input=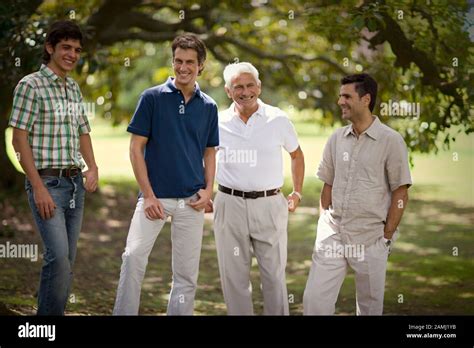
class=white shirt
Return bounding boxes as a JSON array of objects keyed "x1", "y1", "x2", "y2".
[{"x1": 216, "y1": 99, "x2": 299, "y2": 191}]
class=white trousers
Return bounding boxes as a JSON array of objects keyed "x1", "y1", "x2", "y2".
[
  {"x1": 113, "y1": 195, "x2": 204, "y2": 315},
  {"x1": 213, "y1": 191, "x2": 289, "y2": 315}
]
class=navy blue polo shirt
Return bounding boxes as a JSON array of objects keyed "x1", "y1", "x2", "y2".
[{"x1": 127, "y1": 77, "x2": 219, "y2": 198}]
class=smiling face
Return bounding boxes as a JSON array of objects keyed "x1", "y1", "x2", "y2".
[
  {"x1": 338, "y1": 83, "x2": 370, "y2": 121},
  {"x1": 225, "y1": 72, "x2": 261, "y2": 111},
  {"x1": 46, "y1": 38, "x2": 82, "y2": 77},
  {"x1": 172, "y1": 47, "x2": 202, "y2": 90}
]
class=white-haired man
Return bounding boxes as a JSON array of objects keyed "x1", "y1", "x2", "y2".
[{"x1": 213, "y1": 62, "x2": 305, "y2": 315}]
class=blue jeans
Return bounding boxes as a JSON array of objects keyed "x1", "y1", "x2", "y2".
[{"x1": 26, "y1": 173, "x2": 85, "y2": 315}]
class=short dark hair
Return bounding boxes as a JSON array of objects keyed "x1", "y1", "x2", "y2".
[
  {"x1": 172, "y1": 33, "x2": 207, "y2": 74},
  {"x1": 42, "y1": 20, "x2": 83, "y2": 64},
  {"x1": 341, "y1": 73, "x2": 378, "y2": 112}
]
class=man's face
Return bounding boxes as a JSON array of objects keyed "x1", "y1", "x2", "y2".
[
  {"x1": 338, "y1": 83, "x2": 370, "y2": 120},
  {"x1": 172, "y1": 48, "x2": 202, "y2": 88},
  {"x1": 46, "y1": 39, "x2": 82, "y2": 75},
  {"x1": 225, "y1": 72, "x2": 261, "y2": 109}
]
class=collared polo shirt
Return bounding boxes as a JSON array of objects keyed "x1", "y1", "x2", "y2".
[
  {"x1": 127, "y1": 77, "x2": 219, "y2": 198},
  {"x1": 216, "y1": 99, "x2": 299, "y2": 191},
  {"x1": 9, "y1": 64, "x2": 91, "y2": 169},
  {"x1": 317, "y1": 116, "x2": 412, "y2": 246}
]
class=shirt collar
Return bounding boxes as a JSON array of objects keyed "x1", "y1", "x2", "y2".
[
  {"x1": 229, "y1": 98, "x2": 265, "y2": 119},
  {"x1": 344, "y1": 116, "x2": 382, "y2": 140},
  {"x1": 164, "y1": 76, "x2": 201, "y2": 97},
  {"x1": 40, "y1": 64, "x2": 73, "y2": 85}
]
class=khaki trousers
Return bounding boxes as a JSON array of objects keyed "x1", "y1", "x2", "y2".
[
  {"x1": 303, "y1": 229, "x2": 395, "y2": 315},
  {"x1": 213, "y1": 190, "x2": 289, "y2": 315}
]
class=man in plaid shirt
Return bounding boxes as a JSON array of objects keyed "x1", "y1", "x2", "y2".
[{"x1": 9, "y1": 20, "x2": 98, "y2": 315}]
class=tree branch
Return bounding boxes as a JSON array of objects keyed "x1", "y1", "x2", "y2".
[{"x1": 364, "y1": 8, "x2": 464, "y2": 110}]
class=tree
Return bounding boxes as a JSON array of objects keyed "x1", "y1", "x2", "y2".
[{"x1": 1, "y1": 0, "x2": 472, "y2": 190}]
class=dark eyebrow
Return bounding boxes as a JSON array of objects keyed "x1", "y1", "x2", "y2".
[
  {"x1": 339, "y1": 93, "x2": 351, "y2": 98},
  {"x1": 61, "y1": 44, "x2": 82, "y2": 50}
]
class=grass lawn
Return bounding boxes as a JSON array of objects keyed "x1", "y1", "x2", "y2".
[{"x1": 1, "y1": 117, "x2": 473, "y2": 315}]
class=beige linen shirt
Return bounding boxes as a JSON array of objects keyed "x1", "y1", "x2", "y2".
[{"x1": 317, "y1": 116, "x2": 412, "y2": 246}]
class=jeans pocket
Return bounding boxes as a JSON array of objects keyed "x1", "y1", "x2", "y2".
[
  {"x1": 76, "y1": 173, "x2": 85, "y2": 190},
  {"x1": 41, "y1": 176, "x2": 61, "y2": 189},
  {"x1": 25, "y1": 178, "x2": 32, "y2": 192}
]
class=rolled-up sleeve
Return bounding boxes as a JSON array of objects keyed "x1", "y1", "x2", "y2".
[
  {"x1": 317, "y1": 133, "x2": 335, "y2": 186},
  {"x1": 386, "y1": 133, "x2": 412, "y2": 191}
]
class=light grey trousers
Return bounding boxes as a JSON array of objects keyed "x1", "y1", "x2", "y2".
[
  {"x1": 303, "y1": 229, "x2": 395, "y2": 315},
  {"x1": 113, "y1": 195, "x2": 204, "y2": 315},
  {"x1": 213, "y1": 190, "x2": 289, "y2": 315}
]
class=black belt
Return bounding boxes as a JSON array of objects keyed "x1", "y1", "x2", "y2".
[
  {"x1": 38, "y1": 167, "x2": 81, "y2": 177},
  {"x1": 218, "y1": 184, "x2": 280, "y2": 199}
]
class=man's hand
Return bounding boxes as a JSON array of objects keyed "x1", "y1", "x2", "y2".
[
  {"x1": 33, "y1": 185, "x2": 57, "y2": 220},
  {"x1": 287, "y1": 193, "x2": 301, "y2": 212},
  {"x1": 143, "y1": 196, "x2": 165, "y2": 220},
  {"x1": 204, "y1": 199, "x2": 214, "y2": 213},
  {"x1": 188, "y1": 188, "x2": 212, "y2": 211},
  {"x1": 83, "y1": 166, "x2": 98, "y2": 192}
]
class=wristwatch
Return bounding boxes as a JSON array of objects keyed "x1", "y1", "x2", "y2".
[{"x1": 291, "y1": 191, "x2": 302, "y2": 200}]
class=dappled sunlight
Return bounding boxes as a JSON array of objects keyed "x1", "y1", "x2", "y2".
[
  {"x1": 142, "y1": 277, "x2": 163, "y2": 290},
  {"x1": 459, "y1": 293, "x2": 474, "y2": 299},
  {"x1": 413, "y1": 275, "x2": 451, "y2": 287},
  {"x1": 105, "y1": 219, "x2": 127, "y2": 229},
  {"x1": 394, "y1": 241, "x2": 441, "y2": 256},
  {"x1": 288, "y1": 259, "x2": 313, "y2": 270},
  {"x1": 195, "y1": 300, "x2": 227, "y2": 314},
  {"x1": 1, "y1": 178, "x2": 472, "y2": 315}
]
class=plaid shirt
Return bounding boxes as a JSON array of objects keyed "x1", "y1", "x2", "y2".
[{"x1": 9, "y1": 64, "x2": 91, "y2": 169}]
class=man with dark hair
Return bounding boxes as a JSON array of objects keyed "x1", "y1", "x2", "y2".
[
  {"x1": 303, "y1": 73, "x2": 412, "y2": 315},
  {"x1": 113, "y1": 33, "x2": 218, "y2": 315},
  {"x1": 42, "y1": 20, "x2": 83, "y2": 64},
  {"x1": 340, "y1": 73, "x2": 378, "y2": 112},
  {"x1": 171, "y1": 33, "x2": 207, "y2": 74},
  {"x1": 9, "y1": 20, "x2": 98, "y2": 315}
]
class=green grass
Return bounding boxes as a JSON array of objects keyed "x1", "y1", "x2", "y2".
[{"x1": 1, "y1": 117, "x2": 473, "y2": 315}]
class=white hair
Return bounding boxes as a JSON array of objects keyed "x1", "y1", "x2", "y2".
[{"x1": 223, "y1": 62, "x2": 260, "y2": 88}]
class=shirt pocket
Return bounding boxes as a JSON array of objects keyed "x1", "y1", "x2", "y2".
[
  {"x1": 357, "y1": 164, "x2": 379, "y2": 188},
  {"x1": 353, "y1": 186, "x2": 385, "y2": 218}
]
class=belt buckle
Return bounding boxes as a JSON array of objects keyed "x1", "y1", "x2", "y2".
[
  {"x1": 244, "y1": 191, "x2": 258, "y2": 199},
  {"x1": 67, "y1": 165, "x2": 79, "y2": 177}
]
